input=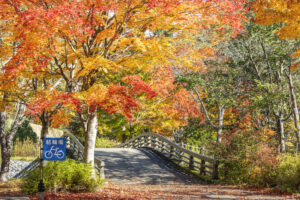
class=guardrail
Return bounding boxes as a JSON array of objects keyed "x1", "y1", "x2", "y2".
[
  {"x1": 116, "y1": 132, "x2": 218, "y2": 180},
  {"x1": 63, "y1": 131, "x2": 105, "y2": 179}
]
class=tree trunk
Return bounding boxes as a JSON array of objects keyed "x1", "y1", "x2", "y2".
[
  {"x1": 41, "y1": 112, "x2": 50, "y2": 139},
  {"x1": 0, "y1": 103, "x2": 26, "y2": 182},
  {"x1": 0, "y1": 111, "x2": 9, "y2": 182},
  {"x1": 41, "y1": 121, "x2": 49, "y2": 139},
  {"x1": 275, "y1": 112, "x2": 286, "y2": 153},
  {"x1": 286, "y1": 71, "x2": 300, "y2": 152},
  {"x1": 83, "y1": 110, "x2": 97, "y2": 166},
  {"x1": 216, "y1": 106, "x2": 225, "y2": 143},
  {"x1": 0, "y1": 147, "x2": 11, "y2": 182},
  {"x1": 40, "y1": 115, "x2": 50, "y2": 167}
]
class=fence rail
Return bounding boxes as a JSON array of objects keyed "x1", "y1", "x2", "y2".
[
  {"x1": 63, "y1": 131, "x2": 105, "y2": 179},
  {"x1": 116, "y1": 132, "x2": 218, "y2": 179}
]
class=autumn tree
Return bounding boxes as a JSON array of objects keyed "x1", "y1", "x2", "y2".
[
  {"x1": 251, "y1": 1, "x2": 300, "y2": 151},
  {"x1": 0, "y1": 0, "x2": 248, "y2": 167},
  {"x1": 218, "y1": 21, "x2": 300, "y2": 152},
  {"x1": 0, "y1": 20, "x2": 27, "y2": 182}
]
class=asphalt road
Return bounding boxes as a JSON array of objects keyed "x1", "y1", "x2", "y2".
[
  {"x1": 94, "y1": 148, "x2": 298, "y2": 199},
  {"x1": 94, "y1": 148, "x2": 200, "y2": 185}
]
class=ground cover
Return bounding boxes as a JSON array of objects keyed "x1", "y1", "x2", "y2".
[{"x1": 1, "y1": 180, "x2": 300, "y2": 200}]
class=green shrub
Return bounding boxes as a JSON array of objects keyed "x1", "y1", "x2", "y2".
[
  {"x1": 20, "y1": 159, "x2": 104, "y2": 194},
  {"x1": 275, "y1": 154, "x2": 300, "y2": 193},
  {"x1": 95, "y1": 137, "x2": 117, "y2": 148}
]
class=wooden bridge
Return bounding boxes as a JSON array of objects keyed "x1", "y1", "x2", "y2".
[
  {"x1": 15, "y1": 131, "x2": 291, "y2": 199},
  {"x1": 64, "y1": 131, "x2": 218, "y2": 185}
]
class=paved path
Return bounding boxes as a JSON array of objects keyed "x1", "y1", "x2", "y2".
[
  {"x1": 113, "y1": 185, "x2": 299, "y2": 200},
  {"x1": 95, "y1": 148, "x2": 200, "y2": 185},
  {"x1": 95, "y1": 148, "x2": 299, "y2": 199}
]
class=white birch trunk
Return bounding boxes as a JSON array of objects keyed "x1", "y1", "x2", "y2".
[
  {"x1": 84, "y1": 110, "x2": 97, "y2": 166},
  {"x1": 286, "y1": 71, "x2": 300, "y2": 152},
  {"x1": 216, "y1": 107, "x2": 225, "y2": 143}
]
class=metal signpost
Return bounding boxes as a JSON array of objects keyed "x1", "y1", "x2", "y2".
[{"x1": 38, "y1": 138, "x2": 66, "y2": 199}]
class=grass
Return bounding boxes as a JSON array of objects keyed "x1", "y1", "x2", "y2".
[
  {"x1": 0, "y1": 138, "x2": 39, "y2": 163},
  {"x1": 12, "y1": 138, "x2": 39, "y2": 157},
  {"x1": 10, "y1": 157, "x2": 37, "y2": 161},
  {"x1": 95, "y1": 137, "x2": 117, "y2": 148}
]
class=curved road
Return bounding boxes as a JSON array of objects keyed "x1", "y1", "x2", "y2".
[
  {"x1": 94, "y1": 148, "x2": 200, "y2": 185},
  {"x1": 94, "y1": 148, "x2": 297, "y2": 199}
]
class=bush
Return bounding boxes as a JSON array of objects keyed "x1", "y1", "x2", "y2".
[
  {"x1": 215, "y1": 129, "x2": 278, "y2": 185},
  {"x1": 95, "y1": 137, "x2": 117, "y2": 148},
  {"x1": 275, "y1": 154, "x2": 300, "y2": 193},
  {"x1": 20, "y1": 159, "x2": 103, "y2": 194}
]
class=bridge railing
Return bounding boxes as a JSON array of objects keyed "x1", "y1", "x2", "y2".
[
  {"x1": 116, "y1": 132, "x2": 218, "y2": 180},
  {"x1": 63, "y1": 131, "x2": 105, "y2": 179}
]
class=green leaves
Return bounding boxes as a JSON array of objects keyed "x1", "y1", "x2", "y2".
[{"x1": 20, "y1": 159, "x2": 103, "y2": 194}]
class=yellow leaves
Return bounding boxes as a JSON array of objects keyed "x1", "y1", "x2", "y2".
[
  {"x1": 118, "y1": 38, "x2": 133, "y2": 49},
  {"x1": 252, "y1": 0, "x2": 300, "y2": 57},
  {"x1": 291, "y1": 48, "x2": 300, "y2": 58},
  {"x1": 277, "y1": 21, "x2": 300, "y2": 40},
  {"x1": 114, "y1": 36, "x2": 176, "y2": 74},
  {"x1": 264, "y1": 129, "x2": 275, "y2": 136},
  {"x1": 77, "y1": 84, "x2": 108, "y2": 106},
  {"x1": 117, "y1": 37, "x2": 146, "y2": 52},
  {"x1": 290, "y1": 61, "x2": 300, "y2": 71},
  {"x1": 133, "y1": 38, "x2": 147, "y2": 53},
  {"x1": 76, "y1": 55, "x2": 119, "y2": 78},
  {"x1": 95, "y1": 29, "x2": 115, "y2": 43},
  {"x1": 285, "y1": 141, "x2": 294, "y2": 147}
]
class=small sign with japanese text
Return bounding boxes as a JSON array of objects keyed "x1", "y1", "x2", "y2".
[{"x1": 43, "y1": 138, "x2": 66, "y2": 161}]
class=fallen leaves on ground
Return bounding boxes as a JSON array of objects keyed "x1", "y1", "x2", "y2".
[
  {"x1": 28, "y1": 184, "x2": 300, "y2": 200},
  {"x1": 1, "y1": 181, "x2": 300, "y2": 200}
]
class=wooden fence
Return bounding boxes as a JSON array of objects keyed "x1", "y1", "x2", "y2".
[{"x1": 116, "y1": 132, "x2": 218, "y2": 179}]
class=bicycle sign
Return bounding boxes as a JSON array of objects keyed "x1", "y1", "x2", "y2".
[{"x1": 43, "y1": 138, "x2": 66, "y2": 161}]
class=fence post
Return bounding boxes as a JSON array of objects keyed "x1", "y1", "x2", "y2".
[
  {"x1": 150, "y1": 136, "x2": 153, "y2": 148},
  {"x1": 200, "y1": 160, "x2": 206, "y2": 175},
  {"x1": 74, "y1": 143, "x2": 78, "y2": 159},
  {"x1": 178, "y1": 151, "x2": 182, "y2": 165},
  {"x1": 70, "y1": 140, "x2": 74, "y2": 153},
  {"x1": 147, "y1": 136, "x2": 151, "y2": 147},
  {"x1": 170, "y1": 146, "x2": 174, "y2": 159},
  {"x1": 99, "y1": 162, "x2": 105, "y2": 179},
  {"x1": 161, "y1": 141, "x2": 164, "y2": 153},
  {"x1": 136, "y1": 137, "x2": 139, "y2": 148},
  {"x1": 189, "y1": 155, "x2": 194, "y2": 170},
  {"x1": 66, "y1": 137, "x2": 70, "y2": 149},
  {"x1": 212, "y1": 161, "x2": 219, "y2": 180},
  {"x1": 78, "y1": 150, "x2": 83, "y2": 161},
  {"x1": 155, "y1": 137, "x2": 159, "y2": 149},
  {"x1": 141, "y1": 136, "x2": 144, "y2": 147}
]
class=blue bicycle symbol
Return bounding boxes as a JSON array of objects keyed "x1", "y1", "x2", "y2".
[{"x1": 44, "y1": 146, "x2": 65, "y2": 159}]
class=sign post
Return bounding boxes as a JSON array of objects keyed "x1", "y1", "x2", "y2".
[{"x1": 38, "y1": 138, "x2": 66, "y2": 199}]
